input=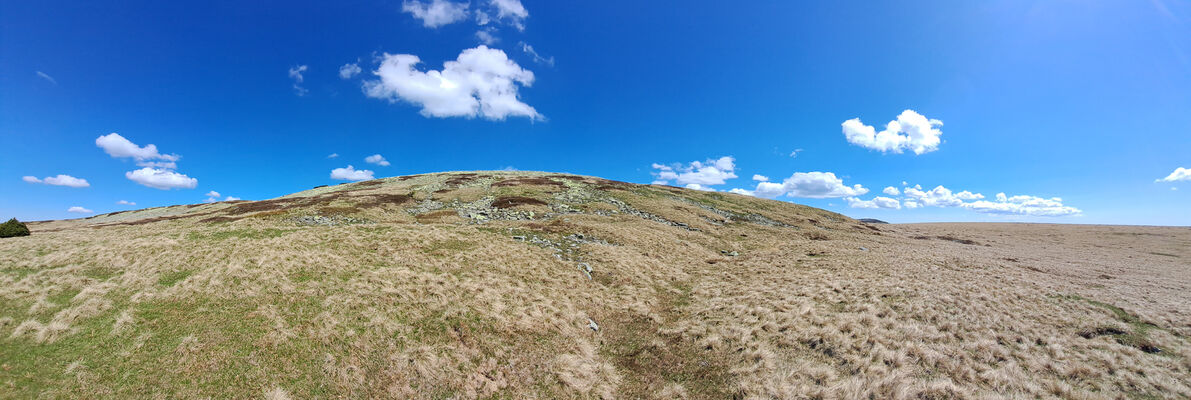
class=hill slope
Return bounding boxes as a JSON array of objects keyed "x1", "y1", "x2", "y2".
[{"x1": 2, "y1": 171, "x2": 1189, "y2": 398}]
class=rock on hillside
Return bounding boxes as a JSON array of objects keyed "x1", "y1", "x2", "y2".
[{"x1": 3, "y1": 171, "x2": 1189, "y2": 399}]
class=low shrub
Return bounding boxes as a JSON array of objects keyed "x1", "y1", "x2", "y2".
[{"x1": 0, "y1": 218, "x2": 30, "y2": 238}]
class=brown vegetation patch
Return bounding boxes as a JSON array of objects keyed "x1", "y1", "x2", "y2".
[
  {"x1": 319, "y1": 206, "x2": 360, "y2": 215},
  {"x1": 491, "y1": 196, "x2": 548, "y2": 209},
  {"x1": 225, "y1": 199, "x2": 293, "y2": 215},
  {"x1": 350, "y1": 179, "x2": 384, "y2": 188},
  {"x1": 491, "y1": 177, "x2": 565, "y2": 189},
  {"x1": 446, "y1": 173, "x2": 479, "y2": 185},
  {"x1": 396, "y1": 174, "x2": 425, "y2": 181},
  {"x1": 198, "y1": 216, "x2": 240, "y2": 223},
  {"x1": 360, "y1": 193, "x2": 413, "y2": 208}
]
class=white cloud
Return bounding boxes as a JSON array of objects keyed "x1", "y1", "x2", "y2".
[
  {"x1": 339, "y1": 63, "x2": 362, "y2": 79},
  {"x1": 327, "y1": 153, "x2": 339, "y2": 159},
  {"x1": 403, "y1": 0, "x2": 470, "y2": 28},
  {"x1": 363, "y1": 46, "x2": 541, "y2": 120},
  {"x1": 846, "y1": 196, "x2": 901, "y2": 209},
  {"x1": 745, "y1": 172, "x2": 868, "y2": 199},
  {"x1": 36, "y1": 71, "x2": 57, "y2": 85},
  {"x1": 684, "y1": 183, "x2": 715, "y2": 191},
  {"x1": 490, "y1": 0, "x2": 528, "y2": 30},
  {"x1": 475, "y1": 29, "x2": 499, "y2": 45},
  {"x1": 729, "y1": 188, "x2": 754, "y2": 196},
  {"x1": 752, "y1": 174, "x2": 769, "y2": 182},
  {"x1": 23, "y1": 174, "x2": 90, "y2": 188},
  {"x1": 204, "y1": 191, "x2": 221, "y2": 203},
  {"x1": 789, "y1": 149, "x2": 803, "y2": 158},
  {"x1": 883, "y1": 186, "x2": 900, "y2": 196},
  {"x1": 330, "y1": 165, "x2": 375, "y2": 181},
  {"x1": 651, "y1": 156, "x2": 738, "y2": 187},
  {"x1": 475, "y1": 10, "x2": 491, "y2": 25},
  {"x1": 289, "y1": 65, "x2": 309, "y2": 96},
  {"x1": 67, "y1": 206, "x2": 93, "y2": 214},
  {"x1": 116, "y1": 200, "x2": 136, "y2": 206},
  {"x1": 1156, "y1": 167, "x2": 1191, "y2": 182},
  {"x1": 96, "y1": 133, "x2": 179, "y2": 163},
  {"x1": 963, "y1": 193, "x2": 1082, "y2": 217},
  {"x1": 842, "y1": 110, "x2": 943, "y2": 155},
  {"x1": 97, "y1": 133, "x2": 197, "y2": 189},
  {"x1": 903, "y1": 185, "x2": 982, "y2": 207},
  {"x1": 204, "y1": 190, "x2": 241, "y2": 203},
  {"x1": 365, "y1": 154, "x2": 391, "y2": 166},
  {"x1": 125, "y1": 168, "x2": 198, "y2": 190},
  {"x1": 520, "y1": 42, "x2": 554, "y2": 66}
]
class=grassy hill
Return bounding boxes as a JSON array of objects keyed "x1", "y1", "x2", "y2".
[{"x1": 2, "y1": 171, "x2": 1189, "y2": 398}]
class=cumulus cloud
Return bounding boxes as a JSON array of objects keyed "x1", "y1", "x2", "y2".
[
  {"x1": 652, "y1": 156, "x2": 738, "y2": 188},
  {"x1": 842, "y1": 110, "x2": 943, "y2": 155},
  {"x1": 363, "y1": 45, "x2": 541, "y2": 120},
  {"x1": 365, "y1": 154, "x2": 391, "y2": 166},
  {"x1": 963, "y1": 193, "x2": 1081, "y2": 216},
  {"x1": 98, "y1": 133, "x2": 196, "y2": 189},
  {"x1": 490, "y1": 0, "x2": 528, "y2": 30},
  {"x1": 729, "y1": 188, "x2": 754, "y2": 196},
  {"x1": 846, "y1": 196, "x2": 901, "y2": 209},
  {"x1": 67, "y1": 206, "x2": 93, "y2": 213},
  {"x1": 289, "y1": 65, "x2": 308, "y2": 96},
  {"x1": 327, "y1": 153, "x2": 339, "y2": 159},
  {"x1": 116, "y1": 200, "x2": 136, "y2": 206},
  {"x1": 741, "y1": 172, "x2": 868, "y2": 199},
  {"x1": 684, "y1": 183, "x2": 715, "y2": 191},
  {"x1": 330, "y1": 165, "x2": 374, "y2": 181},
  {"x1": 403, "y1": 0, "x2": 470, "y2": 28},
  {"x1": 752, "y1": 174, "x2": 769, "y2": 182},
  {"x1": 36, "y1": 71, "x2": 57, "y2": 85},
  {"x1": 520, "y1": 42, "x2": 554, "y2": 66},
  {"x1": 23, "y1": 174, "x2": 90, "y2": 188},
  {"x1": 902, "y1": 184, "x2": 982, "y2": 207},
  {"x1": 96, "y1": 133, "x2": 179, "y2": 163},
  {"x1": 125, "y1": 168, "x2": 198, "y2": 190},
  {"x1": 1156, "y1": 167, "x2": 1190, "y2": 182},
  {"x1": 339, "y1": 63, "x2": 361, "y2": 79},
  {"x1": 204, "y1": 190, "x2": 240, "y2": 203},
  {"x1": 883, "y1": 186, "x2": 900, "y2": 196}
]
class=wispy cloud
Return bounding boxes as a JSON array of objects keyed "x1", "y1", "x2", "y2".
[
  {"x1": 289, "y1": 65, "x2": 309, "y2": 96},
  {"x1": 35, "y1": 71, "x2": 57, "y2": 85}
]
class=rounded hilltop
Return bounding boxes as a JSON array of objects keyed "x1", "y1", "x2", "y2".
[
  {"x1": 3, "y1": 171, "x2": 1189, "y2": 398},
  {"x1": 39, "y1": 170, "x2": 865, "y2": 235}
]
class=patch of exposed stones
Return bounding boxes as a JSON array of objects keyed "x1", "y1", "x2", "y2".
[
  {"x1": 672, "y1": 196, "x2": 794, "y2": 229},
  {"x1": 291, "y1": 215, "x2": 372, "y2": 226}
]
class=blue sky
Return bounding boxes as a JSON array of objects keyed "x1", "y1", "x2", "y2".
[{"x1": 2, "y1": 0, "x2": 1189, "y2": 225}]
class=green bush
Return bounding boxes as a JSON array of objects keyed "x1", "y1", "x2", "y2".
[{"x1": 0, "y1": 218, "x2": 31, "y2": 238}]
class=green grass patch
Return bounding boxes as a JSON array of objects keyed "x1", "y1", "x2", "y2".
[
  {"x1": 187, "y1": 228, "x2": 292, "y2": 241},
  {"x1": 80, "y1": 267, "x2": 120, "y2": 281},
  {"x1": 421, "y1": 239, "x2": 474, "y2": 256},
  {"x1": 158, "y1": 270, "x2": 194, "y2": 287}
]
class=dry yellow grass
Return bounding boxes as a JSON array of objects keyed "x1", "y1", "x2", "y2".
[{"x1": 1, "y1": 171, "x2": 1188, "y2": 398}]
